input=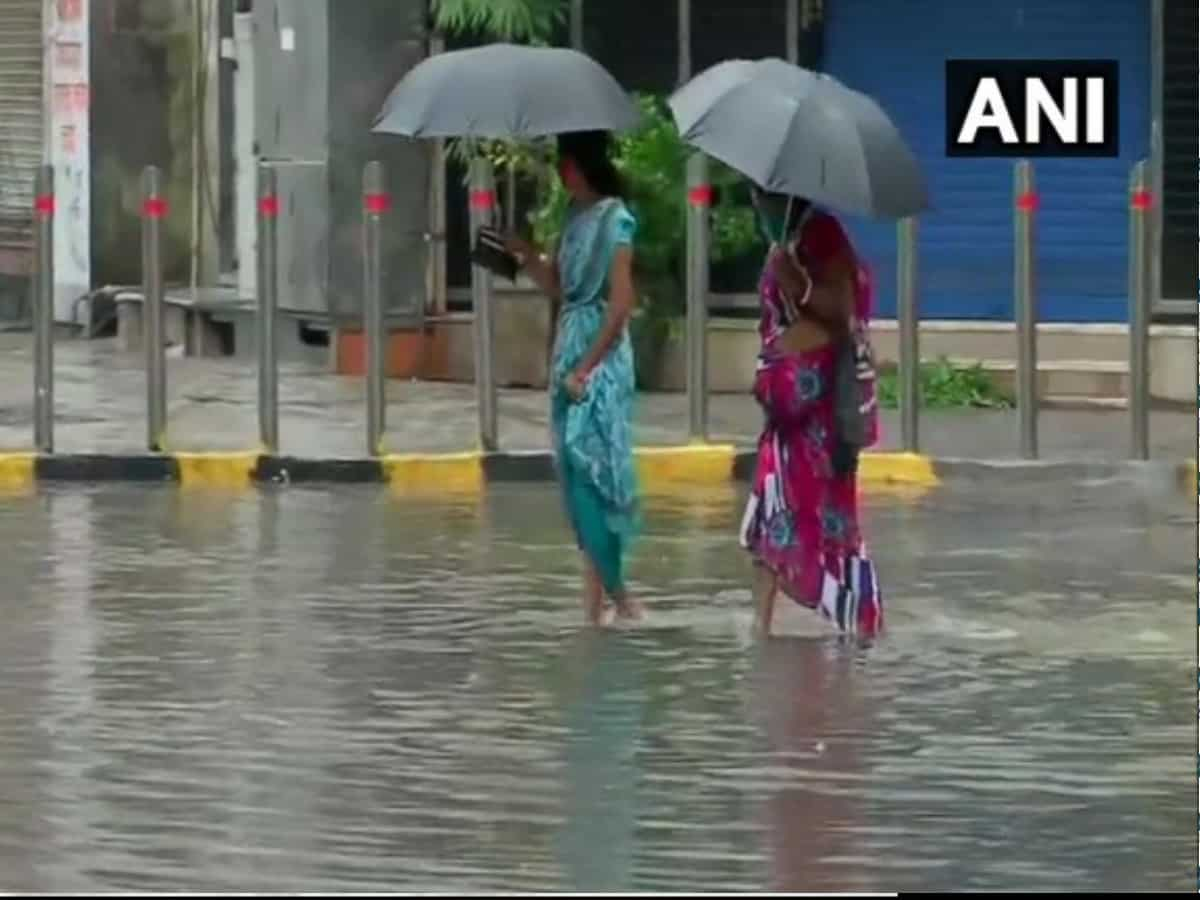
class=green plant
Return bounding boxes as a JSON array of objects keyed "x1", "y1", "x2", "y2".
[
  {"x1": 427, "y1": 0, "x2": 762, "y2": 388},
  {"x1": 522, "y1": 95, "x2": 760, "y2": 386},
  {"x1": 433, "y1": 0, "x2": 567, "y2": 197},
  {"x1": 876, "y1": 358, "x2": 1015, "y2": 409},
  {"x1": 612, "y1": 96, "x2": 758, "y2": 310},
  {"x1": 430, "y1": 0, "x2": 565, "y2": 42}
]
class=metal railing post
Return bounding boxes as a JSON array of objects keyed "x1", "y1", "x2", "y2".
[
  {"x1": 685, "y1": 153, "x2": 711, "y2": 442},
  {"x1": 32, "y1": 165, "x2": 54, "y2": 454},
  {"x1": 1127, "y1": 160, "x2": 1152, "y2": 460},
  {"x1": 363, "y1": 160, "x2": 389, "y2": 457},
  {"x1": 142, "y1": 166, "x2": 168, "y2": 452},
  {"x1": 896, "y1": 216, "x2": 919, "y2": 452},
  {"x1": 1014, "y1": 160, "x2": 1039, "y2": 459},
  {"x1": 257, "y1": 163, "x2": 280, "y2": 454},
  {"x1": 469, "y1": 157, "x2": 498, "y2": 452}
]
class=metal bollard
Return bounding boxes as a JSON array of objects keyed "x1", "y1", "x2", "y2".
[
  {"x1": 257, "y1": 163, "x2": 280, "y2": 454},
  {"x1": 685, "y1": 153, "x2": 711, "y2": 442},
  {"x1": 1127, "y1": 160, "x2": 1152, "y2": 461},
  {"x1": 1014, "y1": 160, "x2": 1039, "y2": 459},
  {"x1": 32, "y1": 165, "x2": 54, "y2": 454},
  {"x1": 363, "y1": 160, "x2": 389, "y2": 457},
  {"x1": 896, "y1": 216, "x2": 919, "y2": 452},
  {"x1": 469, "y1": 157, "x2": 498, "y2": 452},
  {"x1": 142, "y1": 166, "x2": 168, "y2": 452}
]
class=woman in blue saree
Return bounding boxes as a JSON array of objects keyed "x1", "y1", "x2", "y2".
[{"x1": 506, "y1": 131, "x2": 642, "y2": 627}]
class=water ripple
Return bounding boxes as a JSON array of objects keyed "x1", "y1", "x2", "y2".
[{"x1": 0, "y1": 482, "x2": 1190, "y2": 892}]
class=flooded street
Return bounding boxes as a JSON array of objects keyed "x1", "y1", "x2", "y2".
[{"x1": 0, "y1": 481, "x2": 1191, "y2": 892}]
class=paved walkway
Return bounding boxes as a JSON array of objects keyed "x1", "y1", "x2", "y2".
[{"x1": 0, "y1": 334, "x2": 1193, "y2": 461}]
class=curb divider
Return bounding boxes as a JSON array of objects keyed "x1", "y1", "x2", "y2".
[{"x1": 0, "y1": 448, "x2": 1189, "y2": 498}]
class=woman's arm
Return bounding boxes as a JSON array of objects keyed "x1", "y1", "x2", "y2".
[
  {"x1": 505, "y1": 236, "x2": 561, "y2": 300},
  {"x1": 774, "y1": 244, "x2": 856, "y2": 335},
  {"x1": 570, "y1": 245, "x2": 636, "y2": 382},
  {"x1": 524, "y1": 252, "x2": 562, "y2": 301}
]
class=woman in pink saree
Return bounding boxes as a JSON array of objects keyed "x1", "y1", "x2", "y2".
[{"x1": 739, "y1": 188, "x2": 884, "y2": 638}]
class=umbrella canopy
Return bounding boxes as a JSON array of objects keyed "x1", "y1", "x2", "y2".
[
  {"x1": 373, "y1": 43, "x2": 640, "y2": 140},
  {"x1": 669, "y1": 59, "x2": 928, "y2": 219}
]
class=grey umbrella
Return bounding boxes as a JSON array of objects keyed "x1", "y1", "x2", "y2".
[
  {"x1": 372, "y1": 43, "x2": 640, "y2": 140},
  {"x1": 669, "y1": 59, "x2": 928, "y2": 219}
]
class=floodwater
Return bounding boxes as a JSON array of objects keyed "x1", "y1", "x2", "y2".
[{"x1": 0, "y1": 480, "x2": 1192, "y2": 893}]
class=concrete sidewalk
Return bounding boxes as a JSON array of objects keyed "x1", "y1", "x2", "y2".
[{"x1": 0, "y1": 334, "x2": 1191, "y2": 462}]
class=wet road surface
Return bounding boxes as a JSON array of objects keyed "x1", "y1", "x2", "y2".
[{"x1": 0, "y1": 481, "x2": 1192, "y2": 892}]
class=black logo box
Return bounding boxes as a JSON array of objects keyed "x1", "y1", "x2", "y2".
[{"x1": 945, "y1": 59, "x2": 1120, "y2": 158}]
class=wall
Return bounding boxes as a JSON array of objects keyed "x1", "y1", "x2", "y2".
[{"x1": 89, "y1": 0, "x2": 213, "y2": 288}]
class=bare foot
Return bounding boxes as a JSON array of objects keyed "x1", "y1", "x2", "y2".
[
  {"x1": 752, "y1": 616, "x2": 772, "y2": 640},
  {"x1": 752, "y1": 565, "x2": 777, "y2": 641},
  {"x1": 614, "y1": 597, "x2": 645, "y2": 622},
  {"x1": 589, "y1": 604, "x2": 616, "y2": 628}
]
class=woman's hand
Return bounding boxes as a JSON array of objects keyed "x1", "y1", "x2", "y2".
[
  {"x1": 771, "y1": 245, "x2": 811, "y2": 306},
  {"x1": 563, "y1": 368, "x2": 588, "y2": 402},
  {"x1": 503, "y1": 233, "x2": 536, "y2": 264}
]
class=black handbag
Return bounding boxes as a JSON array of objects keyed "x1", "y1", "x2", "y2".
[{"x1": 471, "y1": 225, "x2": 520, "y2": 281}]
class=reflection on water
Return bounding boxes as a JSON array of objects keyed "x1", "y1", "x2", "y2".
[
  {"x1": 753, "y1": 639, "x2": 877, "y2": 894},
  {"x1": 0, "y1": 482, "x2": 1191, "y2": 892}
]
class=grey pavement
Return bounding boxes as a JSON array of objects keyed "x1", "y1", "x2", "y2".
[{"x1": 0, "y1": 333, "x2": 1193, "y2": 461}]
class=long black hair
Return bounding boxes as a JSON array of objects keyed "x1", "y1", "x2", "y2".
[{"x1": 556, "y1": 130, "x2": 625, "y2": 199}]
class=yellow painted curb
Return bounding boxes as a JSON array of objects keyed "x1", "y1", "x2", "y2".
[
  {"x1": 858, "y1": 452, "x2": 940, "y2": 488},
  {"x1": 174, "y1": 451, "x2": 259, "y2": 489},
  {"x1": 635, "y1": 443, "x2": 737, "y2": 493},
  {"x1": 0, "y1": 453, "x2": 35, "y2": 494},
  {"x1": 383, "y1": 451, "x2": 484, "y2": 496}
]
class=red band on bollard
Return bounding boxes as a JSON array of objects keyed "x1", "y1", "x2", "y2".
[
  {"x1": 364, "y1": 193, "x2": 390, "y2": 213},
  {"x1": 259, "y1": 195, "x2": 279, "y2": 218},
  {"x1": 34, "y1": 194, "x2": 54, "y2": 217},
  {"x1": 1015, "y1": 192, "x2": 1039, "y2": 212},
  {"x1": 1130, "y1": 190, "x2": 1152, "y2": 210},
  {"x1": 469, "y1": 189, "x2": 496, "y2": 210},
  {"x1": 142, "y1": 197, "x2": 168, "y2": 219},
  {"x1": 688, "y1": 185, "x2": 714, "y2": 207}
]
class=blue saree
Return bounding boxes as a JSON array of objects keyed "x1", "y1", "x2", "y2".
[{"x1": 551, "y1": 197, "x2": 639, "y2": 596}]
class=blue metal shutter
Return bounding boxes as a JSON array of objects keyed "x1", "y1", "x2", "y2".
[{"x1": 822, "y1": 0, "x2": 1150, "y2": 322}]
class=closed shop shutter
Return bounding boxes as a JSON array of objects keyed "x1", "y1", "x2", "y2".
[
  {"x1": 822, "y1": 0, "x2": 1150, "y2": 322},
  {"x1": 0, "y1": 0, "x2": 44, "y2": 258}
]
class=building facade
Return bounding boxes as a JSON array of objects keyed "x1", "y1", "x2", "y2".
[{"x1": 0, "y1": 0, "x2": 1193, "y2": 325}]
